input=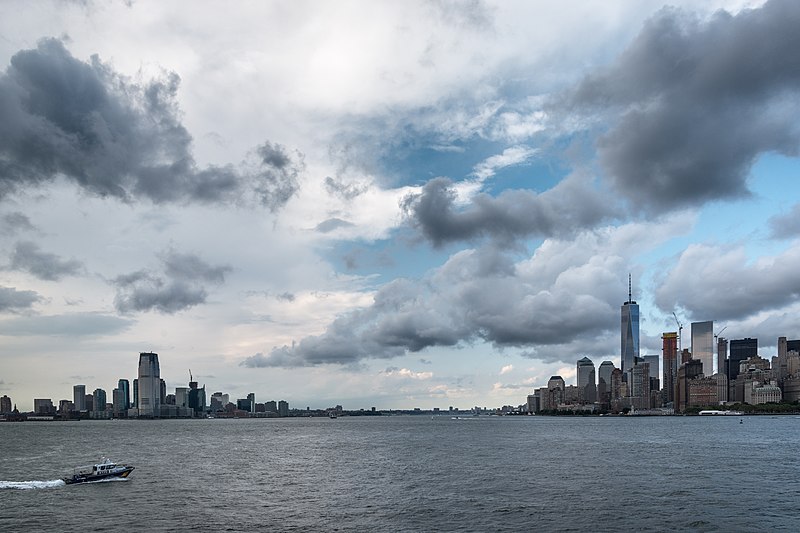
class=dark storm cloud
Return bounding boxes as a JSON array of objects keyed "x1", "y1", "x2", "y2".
[
  {"x1": 563, "y1": 0, "x2": 800, "y2": 213},
  {"x1": 654, "y1": 243, "x2": 800, "y2": 322},
  {"x1": 1, "y1": 212, "x2": 36, "y2": 234},
  {"x1": 402, "y1": 175, "x2": 613, "y2": 247},
  {"x1": 244, "y1": 241, "x2": 622, "y2": 367},
  {"x1": 0, "y1": 285, "x2": 41, "y2": 313},
  {"x1": 112, "y1": 251, "x2": 230, "y2": 314},
  {"x1": 0, "y1": 38, "x2": 301, "y2": 208},
  {"x1": 8, "y1": 241, "x2": 84, "y2": 280}
]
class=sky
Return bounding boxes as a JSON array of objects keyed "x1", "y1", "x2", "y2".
[{"x1": 2, "y1": 0, "x2": 799, "y2": 411}]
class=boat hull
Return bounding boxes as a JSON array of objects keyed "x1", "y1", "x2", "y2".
[{"x1": 63, "y1": 466, "x2": 134, "y2": 485}]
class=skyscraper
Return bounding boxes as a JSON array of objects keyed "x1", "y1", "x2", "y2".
[
  {"x1": 118, "y1": 379, "x2": 130, "y2": 409},
  {"x1": 728, "y1": 338, "x2": 757, "y2": 382},
  {"x1": 691, "y1": 321, "x2": 713, "y2": 376},
  {"x1": 597, "y1": 360, "x2": 615, "y2": 405},
  {"x1": 137, "y1": 352, "x2": 161, "y2": 417},
  {"x1": 620, "y1": 275, "x2": 639, "y2": 376},
  {"x1": 576, "y1": 357, "x2": 597, "y2": 403},
  {"x1": 93, "y1": 388, "x2": 107, "y2": 413},
  {"x1": 73, "y1": 384, "x2": 86, "y2": 412},
  {"x1": 662, "y1": 332, "x2": 678, "y2": 404},
  {"x1": 717, "y1": 337, "x2": 728, "y2": 380}
]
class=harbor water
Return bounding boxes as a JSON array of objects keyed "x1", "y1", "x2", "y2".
[{"x1": 1, "y1": 415, "x2": 798, "y2": 531}]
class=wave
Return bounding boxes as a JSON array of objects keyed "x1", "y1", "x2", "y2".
[{"x1": 0, "y1": 479, "x2": 65, "y2": 490}]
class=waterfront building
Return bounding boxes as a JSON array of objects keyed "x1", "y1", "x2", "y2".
[
  {"x1": 175, "y1": 387, "x2": 189, "y2": 408},
  {"x1": 643, "y1": 354, "x2": 660, "y2": 391},
  {"x1": 133, "y1": 379, "x2": 138, "y2": 409},
  {"x1": 118, "y1": 379, "x2": 130, "y2": 409},
  {"x1": 112, "y1": 388, "x2": 126, "y2": 417},
  {"x1": 717, "y1": 337, "x2": 728, "y2": 385},
  {"x1": 137, "y1": 352, "x2": 161, "y2": 417},
  {"x1": 526, "y1": 392, "x2": 539, "y2": 413},
  {"x1": 687, "y1": 376, "x2": 718, "y2": 408},
  {"x1": 58, "y1": 399, "x2": 73, "y2": 414},
  {"x1": 1, "y1": 394, "x2": 12, "y2": 413},
  {"x1": 745, "y1": 381, "x2": 782, "y2": 404},
  {"x1": 676, "y1": 359, "x2": 703, "y2": 413},
  {"x1": 728, "y1": 338, "x2": 757, "y2": 382},
  {"x1": 662, "y1": 332, "x2": 678, "y2": 404},
  {"x1": 564, "y1": 385, "x2": 580, "y2": 404},
  {"x1": 597, "y1": 361, "x2": 615, "y2": 406},
  {"x1": 691, "y1": 321, "x2": 714, "y2": 376},
  {"x1": 85, "y1": 394, "x2": 94, "y2": 412},
  {"x1": 266, "y1": 400, "x2": 278, "y2": 414},
  {"x1": 620, "y1": 275, "x2": 640, "y2": 376},
  {"x1": 278, "y1": 400, "x2": 289, "y2": 417},
  {"x1": 93, "y1": 388, "x2": 107, "y2": 413},
  {"x1": 33, "y1": 398, "x2": 54, "y2": 415},
  {"x1": 628, "y1": 362, "x2": 651, "y2": 410},
  {"x1": 188, "y1": 378, "x2": 206, "y2": 416},
  {"x1": 576, "y1": 357, "x2": 596, "y2": 404},
  {"x1": 73, "y1": 384, "x2": 86, "y2": 412},
  {"x1": 237, "y1": 398, "x2": 252, "y2": 412},
  {"x1": 247, "y1": 393, "x2": 256, "y2": 413}
]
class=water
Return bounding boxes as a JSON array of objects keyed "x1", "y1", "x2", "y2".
[{"x1": 1, "y1": 415, "x2": 798, "y2": 531}]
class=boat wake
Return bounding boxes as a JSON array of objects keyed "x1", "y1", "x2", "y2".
[{"x1": 0, "y1": 479, "x2": 66, "y2": 490}]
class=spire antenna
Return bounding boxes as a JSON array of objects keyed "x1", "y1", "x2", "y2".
[{"x1": 628, "y1": 273, "x2": 632, "y2": 302}]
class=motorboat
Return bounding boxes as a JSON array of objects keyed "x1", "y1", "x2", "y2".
[{"x1": 63, "y1": 459, "x2": 134, "y2": 484}]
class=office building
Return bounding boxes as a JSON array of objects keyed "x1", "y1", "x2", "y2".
[
  {"x1": 620, "y1": 275, "x2": 639, "y2": 375},
  {"x1": 676, "y1": 359, "x2": 703, "y2": 413},
  {"x1": 85, "y1": 394, "x2": 94, "y2": 412},
  {"x1": 628, "y1": 361, "x2": 651, "y2": 410},
  {"x1": 133, "y1": 379, "x2": 138, "y2": 410},
  {"x1": 188, "y1": 378, "x2": 206, "y2": 416},
  {"x1": 73, "y1": 384, "x2": 86, "y2": 412},
  {"x1": 717, "y1": 337, "x2": 728, "y2": 383},
  {"x1": 137, "y1": 352, "x2": 161, "y2": 417},
  {"x1": 576, "y1": 357, "x2": 596, "y2": 403},
  {"x1": 728, "y1": 338, "x2": 757, "y2": 382},
  {"x1": 1, "y1": 394, "x2": 12, "y2": 413},
  {"x1": 118, "y1": 379, "x2": 130, "y2": 409},
  {"x1": 278, "y1": 400, "x2": 289, "y2": 417},
  {"x1": 691, "y1": 321, "x2": 714, "y2": 375},
  {"x1": 597, "y1": 360, "x2": 615, "y2": 405},
  {"x1": 34, "y1": 398, "x2": 54, "y2": 415},
  {"x1": 112, "y1": 388, "x2": 126, "y2": 416},
  {"x1": 662, "y1": 332, "x2": 678, "y2": 403},
  {"x1": 93, "y1": 388, "x2": 107, "y2": 412},
  {"x1": 247, "y1": 393, "x2": 256, "y2": 413},
  {"x1": 175, "y1": 387, "x2": 189, "y2": 408}
]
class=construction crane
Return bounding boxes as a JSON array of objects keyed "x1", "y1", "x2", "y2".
[
  {"x1": 714, "y1": 326, "x2": 728, "y2": 342},
  {"x1": 673, "y1": 312, "x2": 683, "y2": 352}
]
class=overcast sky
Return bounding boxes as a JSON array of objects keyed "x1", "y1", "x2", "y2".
[{"x1": 2, "y1": 0, "x2": 799, "y2": 411}]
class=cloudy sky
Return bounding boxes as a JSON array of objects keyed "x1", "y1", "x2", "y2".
[{"x1": 2, "y1": 0, "x2": 799, "y2": 411}]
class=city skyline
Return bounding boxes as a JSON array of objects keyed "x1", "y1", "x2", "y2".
[{"x1": 2, "y1": 1, "x2": 800, "y2": 411}]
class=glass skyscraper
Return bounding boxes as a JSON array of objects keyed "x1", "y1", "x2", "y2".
[
  {"x1": 137, "y1": 352, "x2": 161, "y2": 417},
  {"x1": 620, "y1": 276, "x2": 639, "y2": 375},
  {"x1": 691, "y1": 321, "x2": 714, "y2": 376}
]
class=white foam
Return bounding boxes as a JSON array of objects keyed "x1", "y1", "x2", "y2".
[{"x1": 0, "y1": 479, "x2": 66, "y2": 490}]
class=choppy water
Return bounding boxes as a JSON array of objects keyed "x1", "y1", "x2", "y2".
[{"x1": 1, "y1": 415, "x2": 798, "y2": 531}]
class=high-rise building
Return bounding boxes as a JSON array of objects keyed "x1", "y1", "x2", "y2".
[
  {"x1": 93, "y1": 388, "x2": 107, "y2": 413},
  {"x1": 188, "y1": 378, "x2": 206, "y2": 416},
  {"x1": 85, "y1": 394, "x2": 94, "y2": 412},
  {"x1": 621, "y1": 275, "x2": 640, "y2": 376},
  {"x1": 628, "y1": 362, "x2": 651, "y2": 410},
  {"x1": 112, "y1": 388, "x2": 126, "y2": 416},
  {"x1": 728, "y1": 338, "x2": 757, "y2": 382},
  {"x1": 597, "y1": 360, "x2": 615, "y2": 405},
  {"x1": 676, "y1": 359, "x2": 704, "y2": 412},
  {"x1": 175, "y1": 387, "x2": 189, "y2": 408},
  {"x1": 247, "y1": 393, "x2": 256, "y2": 413},
  {"x1": 691, "y1": 321, "x2": 714, "y2": 376},
  {"x1": 73, "y1": 384, "x2": 86, "y2": 412},
  {"x1": 118, "y1": 379, "x2": 130, "y2": 409},
  {"x1": 1, "y1": 394, "x2": 12, "y2": 413},
  {"x1": 137, "y1": 352, "x2": 161, "y2": 417},
  {"x1": 278, "y1": 400, "x2": 289, "y2": 417},
  {"x1": 717, "y1": 337, "x2": 728, "y2": 383},
  {"x1": 133, "y1": 379, "x2": 138, "y2": 409},
  {"x1": 576, "y1": 357, "x2": 596, "y2": 403},
  {"x1": 662, "y1": 332, "x2": 678, "y2": 404},
  {"x1": 34, "y1": 398, "x2": 54, "y2": 415}
]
